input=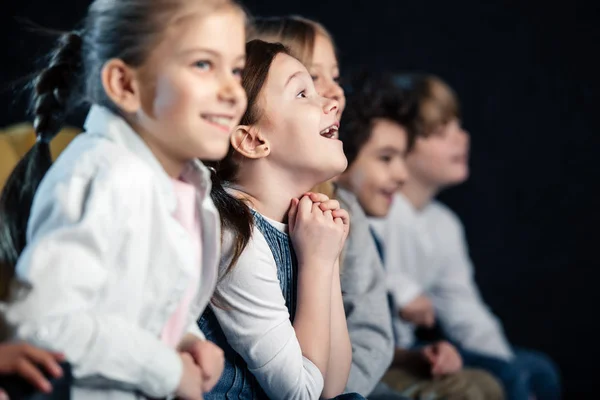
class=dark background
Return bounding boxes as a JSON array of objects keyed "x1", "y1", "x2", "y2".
[{"x1": 1, "y1": 0, "x2": 598, "y2": 397}]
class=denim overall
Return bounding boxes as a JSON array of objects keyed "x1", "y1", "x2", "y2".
[
  {"x1": 198, "y1": 212, "x2": 296, "y2": 399},
  {"x1": 199, "y1": 212, "x2": 365, "y2": 400}
]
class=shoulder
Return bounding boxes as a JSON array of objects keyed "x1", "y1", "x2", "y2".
[
  {"x1": 43, "y1": 134, "x2": 158, "y2": 198},
  {"x1": 219, "y1": 224, "x2": 278, "y2": 282},
  {"x1": 31, "y1": 134, "x2": 163, "y2": 228},
  {"x1": 56, "y1": 133, "x2": 155, "y2": 183},
  {"x1": 426, "y1": 201, "x2": 464, "y2": 233},
  {"x1": 336, "y1": 188, "x2": 371, "y2": 234}
]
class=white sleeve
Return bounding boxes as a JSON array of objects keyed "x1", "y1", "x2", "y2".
[
  {"x1": 212, "y1": 229, "x2": 324, "y2": 400},
  {"x1": 431, "y1": 216, "x2": 514, "y2": 361},
  {"x1": 370, "y1": 212, "x2": 423, "y2": 310},
  {"x1": 6, "y1": 173, "x2": 182, "y2": 398},
  {"x1": 386, "y1": 268, "x2": 423, "y2": 310}
]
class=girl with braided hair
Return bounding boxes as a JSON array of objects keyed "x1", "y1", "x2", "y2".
[{"x1": 0, "y1": 0, "x2": 247, "y2": 399}]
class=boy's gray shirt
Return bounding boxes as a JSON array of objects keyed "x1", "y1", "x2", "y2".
[{"x1": 337, "y1": 187, "x2": 394, "y2": 396}]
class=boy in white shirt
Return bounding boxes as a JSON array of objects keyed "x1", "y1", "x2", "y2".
[{"x1": 369, "y1": 73, "x2": 561, "y2": 400}]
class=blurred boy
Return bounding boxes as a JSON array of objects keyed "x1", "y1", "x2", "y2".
[
  {"x1": 337, "y1": 73, "x2": 503, "y2": 400},
  {"x1": 369, "y1": 73, "x2": 560, "y2": 400}
]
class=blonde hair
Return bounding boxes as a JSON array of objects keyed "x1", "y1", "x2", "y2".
[
  {"x1": 248, "y1": 15, "x2": 335, "y2": 66},
  {"x1": 392, "y1": 73, "x2": 461, "y2": 138}
]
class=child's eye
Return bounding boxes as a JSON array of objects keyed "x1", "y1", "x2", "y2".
[
  {"x1": 333, "y1": 76, "x2": 341, "y2": 84},
  {"x1": 311, "y1": 75, "x2": 319, "y2": 81},
  {"x1": 233, "y1": 67, "x2": 244, "y2": 77},
  {"x1": 232, "y1": 67, "x2": 244, "y2": 80},
  {"x1": 194, "y1": 60, "x2": 212, "y2": 70},
  {"x1": 296, "y1": 90, "x2": 307, "y2": 98},
  {"x1": 379, "y1": 155, "x2": 392, "y2": 163}
]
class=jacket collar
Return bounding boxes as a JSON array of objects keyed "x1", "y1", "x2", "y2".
[{"x1": 84, "y1": 105, "x2": 212, "y2": 213}]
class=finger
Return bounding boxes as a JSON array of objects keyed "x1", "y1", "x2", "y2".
[
  {"x1": 311, "y1": 201, "x2": 324, "y2": 215},
  {"x1": 0, "y1": 389, "x2": 8, "y2": 400},
  {"x1": 318, "y1": 199, "x2": 340, "y2": 212},
  {"x1": 415, "y1": 312, "x2": 429, "y2": 327},
  {"x1": 433, "y1": 348, "x2": 448, "y2": 373},
  {"x1": 288, "y1": 198, "x2": 299, "y2": 232},
  {"x1": 307, "y1": 192, "x2": 329, "y2": 203},
  {"x1": 180, "y1": 352, "x2": 195, "y2": 363},
  {"x1": 332, "y1": 209, "x2": 350, "y2": 226},
  {"x1": 16, "y1": 359, "x2": 52, "y2": 393},
  {"x1": 25, "y1": 346, "x2": 63, "y2": 378},
  {"x1": 298, "y1": 195, "x2": 314, "y2": 217},
  {"x1": 333, "y1": 208, "x2": 350, "y2": 219},
  {"x1": 422, "y1": 346, "x2": 437, "y2": 365},
  {"x1": 202, "y1": 374, "x2": 219, "y2": 393},
  {"x1": 323, "y1": 209, "x2": 333, "y2": 221},
  {"x1": 424, "y1": 311, "x2": 436, "y2": 328}
]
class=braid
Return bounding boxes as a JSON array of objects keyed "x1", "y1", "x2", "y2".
[
  {"x1": 0, "y1": 31, "x2": 83, "y2": 301},
  {"x1": 31, "y1": 32, "x2": 83, "y2": 143}
]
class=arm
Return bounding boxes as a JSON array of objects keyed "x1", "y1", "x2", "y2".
[
  {"x1": 322, "y1": 260, "x2": 352, "y2": 398},
  {"x1": 294, "y1": 255, "x2": 334, "y2": 386},
  {"x1": 5, "y1": 174, "x2": 183, "y2": 398},
  {"x1": 292, "y1": 194, "x2": 351, "y2": 398},
  {"x1": 212, "y1": 229, "x2": 325, "y2": 400},
  {"x1": 431, "y1": 215, "x2": 513, "y2": 360}
]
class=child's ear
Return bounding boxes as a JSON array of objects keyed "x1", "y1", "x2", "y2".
[
  {"x1": 231, "y1": 125, "x2": 271, "y2": 159},
  {"x1": 101, "y1": 58, "x2": 141, "y2": 113}
]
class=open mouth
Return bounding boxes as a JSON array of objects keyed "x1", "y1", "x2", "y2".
[
  {"x1": 202, "y1": 114, "x2": 234, "y2": 132},
  {"x1": 319, "y1": 123, "x2": 339, "y2": 139},
  {"x1": 381, "y1": 190, "x2": 396, "y2": 203}
]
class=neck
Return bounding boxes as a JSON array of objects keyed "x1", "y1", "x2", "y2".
[
  {"x1": 401, "y1": 178, "x2": 439, "y2": 211},
  {"x1": 128, "y1": 117, "x2": 186, "y2": 178},
  {"x1": 234, "y1": 163, "x2": 317, "y2": 223}
]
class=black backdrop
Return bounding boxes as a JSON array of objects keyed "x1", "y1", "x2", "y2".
[{"x1": 1, "y1": 0, "x2": 598, "y2": 397}]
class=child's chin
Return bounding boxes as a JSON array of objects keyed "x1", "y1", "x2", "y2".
[
  {"x1": 446, "y1": 170, "x2": 469, "y2": 185},
  {"x1": 368, "y1": 208, "x2": 388, "y2": 219},
  {"x1": 334, "y1": 155, "x2": 349, "y2": 174},
  {"x1": 198, "y1": 141, "x2": 231, "y2": 162}
]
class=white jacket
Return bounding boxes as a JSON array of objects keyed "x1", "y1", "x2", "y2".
[{"x1": 3, "y1": 105, "x2": 220, "y2": 399}]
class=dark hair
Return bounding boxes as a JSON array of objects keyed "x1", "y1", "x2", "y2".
[
  {"x1": 340, "y1": 71, "x2": 421, "y2": 166},
  {"x1": 249, "y1": 16, "x2": 341, "y2": 200},
  {"x1": 0, "y1": 0, "x2": 237, "y2": 301},
  {"x1": 207, "y1": 40, "x2": 289, "y2": 275}
]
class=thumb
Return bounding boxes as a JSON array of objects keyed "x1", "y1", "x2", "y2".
[
  {"x1": 423, "y1": 345, "x2": 437, "y2": 365},
  {"x1": 288, "y1": 198, "x2": 299, "y2": 233},
  {"x1": 425, "y1": 311, "x2": 436, "y2": 328}
]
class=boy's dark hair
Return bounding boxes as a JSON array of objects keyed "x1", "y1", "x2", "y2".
[
  {"x1": 340, "y1": 71, "x2": 462, "y2": 167},
  {"x1": 340, "y1": 71, "x2": 420, "y2": 166}
]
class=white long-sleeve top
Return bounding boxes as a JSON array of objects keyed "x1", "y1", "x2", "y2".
[
  {"x1": 3, "y1": 105, "x2": 219, "y2": 399},
  {"x1": 210, "y1": 215, "x2": 324, "y2": 400},
  {"x1": 369, "y1": 193, "x2": 513, "y2": 360}
]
